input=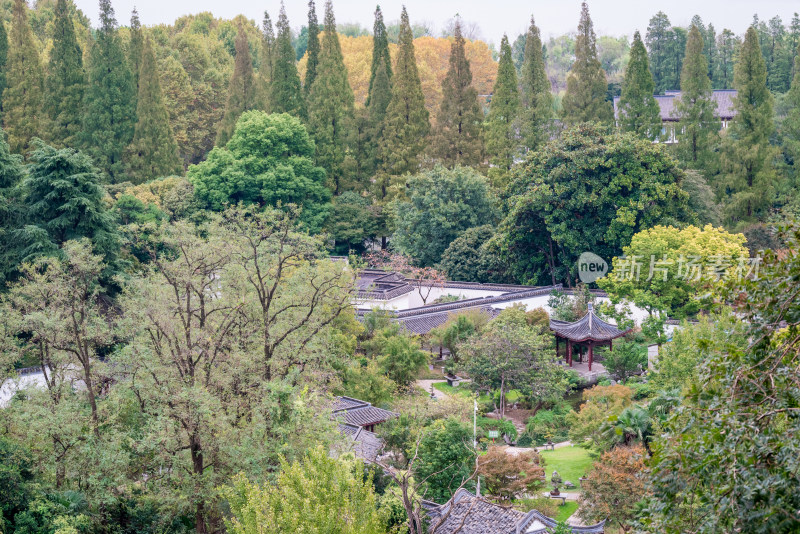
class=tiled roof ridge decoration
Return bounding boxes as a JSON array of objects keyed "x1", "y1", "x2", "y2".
[
  {"x1": 426, "y1": 489, "x2": 606, "y2": 534},
  {"x1": 549, "y1": 302, "x2": 630, "y2": 343}
]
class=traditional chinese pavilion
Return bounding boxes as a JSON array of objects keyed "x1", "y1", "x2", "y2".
[{"x1": 550, "y1": 303, "x2": 630, "y2": 371}]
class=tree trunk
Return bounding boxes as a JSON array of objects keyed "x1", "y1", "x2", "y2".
[{"x1": 191, "y1": 437, "x2": 207, "y2": 534}]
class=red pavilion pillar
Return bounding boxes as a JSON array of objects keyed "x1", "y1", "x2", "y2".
[
  {"x1": 567, "y1": 340, "x2": 572, "y2": 367},
  {"x1": 588, "y1": 343, "x2": 594, "y2": 372}
]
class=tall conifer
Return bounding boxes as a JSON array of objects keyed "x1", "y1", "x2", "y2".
[
  {"x1": 3, "y1": 0, "x2": 44, "y2": 154},
  {"x1": 520, "y1": 15, "x2": 552, "y2": 151},
  {"x1": 782, "y1": 40, "x2": 800, "y2": 161},
  {"x1": 677, "y1": 25, "x2": 717, "y2": 164},
  {"x1": 307, "y1": 0, "x2": 357, "y2": 194},
  {"x1": 271, "y1": 3, "x2": 306, "y2": 119},
  {"x1": 366, "y1": 5, "x2": 391, "y2": 108},
  {"x1": 484, "y1": 35, "x2": 519, "y2": 186},
  {"x1": 0, "y1": 20, "x2": 8, "y2": 120},
  {"x1": 255, "y1": 11, "x2": 275, "y2": 111},
  {"x1": 82, "y1": 0, "x2": 136, "y2": 182},
  {"x1": 216, "y1": 25, "x2": 255, "y2": 146},
  {"x1": 430, "y1": 18, "x2": 483, "y2": 167},
  {"x1": 721, "y1": 26, "x2": 776, "y2": 222},
  {"x1": 128, "y1": 8, "x2": 143, "y2": 93},
  {"x1": 359, "y1": 6, "x2": 393, "y2": 183},
  {"x1": 45, "y1": 0, "x2": 86, "y2": 148},
  {"x1": 304, "y1": 0, "x2": 320, "y2": 94},
  {"x1": 561, "y1": 2, "x2": 613, "y2": 124},
  {"x1": 126, "y1": 37, "x2": 182, "y2": 183},
  {"x1": 618, "y1": 31, "x2": 661, "y2": 140},
  {"x1": 377, "y1": 6, "x2": 429, "y2": 182}
]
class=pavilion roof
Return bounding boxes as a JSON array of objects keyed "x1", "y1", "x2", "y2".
[{"x1": 549, "y1": 303, "x2": 629, "y2": 343}]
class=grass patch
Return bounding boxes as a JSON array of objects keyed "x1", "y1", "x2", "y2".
[
  {"x1": 553, "y1": 500, "x2": 579, "y2": 522},
  {"x1": 540, "y1": 446, "x2": 593, "y2": 488},
  {"x1": 432, "y1": 382, "x2": 492, "y2": 403}
]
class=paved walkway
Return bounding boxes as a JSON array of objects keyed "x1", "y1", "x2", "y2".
[
  {"x1": 416, "y1": 379, "x2": 448, "y2": 399},
  {"x1": 503, "y1": 440, "x2": 573, "y2": 456}
]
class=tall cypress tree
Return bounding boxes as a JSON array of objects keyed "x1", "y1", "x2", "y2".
[
  {"x1": 366, "y1": 5, "x2": 391, "y2": 108},
  {"x1": 255, "y1": 11, "x2": 275, "y2": 112},
  {"x1": 376, "y1": 6, "x2": 429, "y2": 183},
  {"x1": 304, "y1": 0, "x2": 320, "y2": 94},
  {"x1": 484, "y1": 34, "x2": 519, "y2": 187},
  {"x1": 45, "y1": 0, "x2": 86, "y2": 149},
  {"x1": 82, "y1": 0, "x2": 136, "y2": 182},
  {"x1": 561, "y1": 2, "x2": 613, "y2": 124},
  {"x1": 720, "y1": 26, "x2": 776, "y2": 222},
  {"x1": 216, "y1": 25, "x2": 255, "y2": 146},
  {"x1": 430, "y1": 18, "x2": 483, "y2": 167},
  {"x1": 646, "y1": 11, "x2": 676, "y2": 93},
  {"x1": 271, "y1": 3, "x2": 306, "y2": 119},
  {"x1": 677, "y1": 24, "x2": 717, "y2": 165},
  {"x1": 126, "y1": 37, "x2": 182, "y2": 183},
  {"x1": 128, "y1": 8, "x2": 143, "y2": 93},
  {"x1": 519, "y1": 15, "x2": 552, "y2": 151},
  {"x1": 782, "y1": 40, "x2": 800, "y2": 162},
  {"x1": 0, "y1": 20, "x2": 8, "y2": 121},
  {"x1": 0, "y1": 128, "x2": 25, "y2": 283},
  {"x1": 618, "y1": 31, "x2": 661, "y2": 140},
  {"x1": 358, "y1": 5, "x2": 393, "y2": 183},
  {"x1": 3, "y1": 0, "x2": 44, "y2": 154},
  {"x1": 307, "y1": 0, "x2": 356, "y2": 194}
]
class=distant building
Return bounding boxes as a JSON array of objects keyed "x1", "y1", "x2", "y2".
[{"x1": 613, "y1": 89, "x2": 737, "y2": 143}]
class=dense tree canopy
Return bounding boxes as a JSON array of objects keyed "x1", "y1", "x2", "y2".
[
  {"x1": 188, "y1": 111, "x2": 330, "y2": 231},
  {"x1": 391, "y1": 166, "x2": 496, "y2": 267},
  {"x1": 495, "y1": 124, "x2": 692, "y2": 286}
]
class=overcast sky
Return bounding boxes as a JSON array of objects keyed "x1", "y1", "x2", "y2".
[{"x1": 73, "y1": 0, "x2": 799, "y2": 45}]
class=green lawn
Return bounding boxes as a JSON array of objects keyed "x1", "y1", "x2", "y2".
[
  {"x1": 553, "y1": 501, "x2": 579, "y2": 522},
  {"x1": 540, "y1": 445, "x2": 593, "y2": 487},
  {"x1": 432, "y1": 382, "x2": 492, "y2": 403}
]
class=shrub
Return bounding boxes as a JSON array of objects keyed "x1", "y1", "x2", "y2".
[{"x1": 524, "y1": 402, "x2": 574, "y2": 445}]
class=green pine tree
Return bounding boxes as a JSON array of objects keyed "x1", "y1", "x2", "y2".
[
  {"x1": 44, "y1": 0, "x2": 86, "y2": 148},
  {"x1": 304, "y1": 0, "x2": 320, "y2": 94},
  {"x1": 216, "y1": 25, "x2": 255, "y2": 146},
  {"x1": 561, "y1": 2, "x2": 613, "y2": 124},
  {"x1": 430, "y1": 18, "x2": 483, "y2": 167},
  {"x1": 82, "y1": 0, "x2": 136, "y2": 182},
  {"x1": 646, "y1": 11, "x2": 678, "y2": 93},
  {"x1": 618, "y1": 30, "x2": 661, "y2": 140},
  {"x1": 126, "y1": 37, "x2": 183, "y2": 183},
  {"x1": 358, "y1": 5, "x2": 393, "y2": 183},
  {"x1": 519, "y1": 15, "x2": 553, "y2": 151},
  {"x1": 3, "y1": 0, "x2": 44, "y2": 154},
  {"x1": 255, "y1": 11, "x2": 275, "y2": 112},
  {"x1": 484, "y1": 34, "x2": 519, "y2": 187},
  {"x1": 366, "y1": 5, "x2": 391, "y2": 108},
  {"x1": 376, "y1": 6, "x2": 429, "y2": 186},
  {"x1": 782, "y1": 40, "x2": 800, "y2": 162},
  {"x1": 128, "y1": 8, "x2": 143, "y2": 93},
  {"x1": 720, "y1": 26, "x2": 776, "y2": 223},
  {"x1": 307, "y1": 0, "x2": 357, "y2": 194},
  {"x1": 271, "y1": 3, "x2": 306, "y2": 119},
  {"x1": 0, "y1": 128, "x2": 26, "y2": 283},
  {"x1": 0, "y1": 20, "x2": 8, "y2": 121},
  {"x1": 676, "y1": 24, "x2": 717, "y2": 165}
]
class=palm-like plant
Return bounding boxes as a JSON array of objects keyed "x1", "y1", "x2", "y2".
[{"x1": 600, "y1": 406, "x2": 653, "y2": 453}]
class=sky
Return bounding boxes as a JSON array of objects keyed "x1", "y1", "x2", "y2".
[{"x1": 72, "y1": 0, "x2": 800, "y2": 45}]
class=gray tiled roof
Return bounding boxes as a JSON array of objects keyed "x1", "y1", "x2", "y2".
[
  {"x1": 613, "y1": 89, "x2": 737, "y2": 121},
  {"x1": 425, "y1": 489, "x2": 606, "y2": 534},
  {"x1": 332, "y1": 396, "x2": 398, "y2": 427},
  {"x1": 549, "y1": 303, "x2": 628, "y2": 343},
  {"x1": 338, "y1": 423, "x2": 384, "y2": 462},
  {"x1": 356, "y1": 284, "x2": 561, "y2": 335}
]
